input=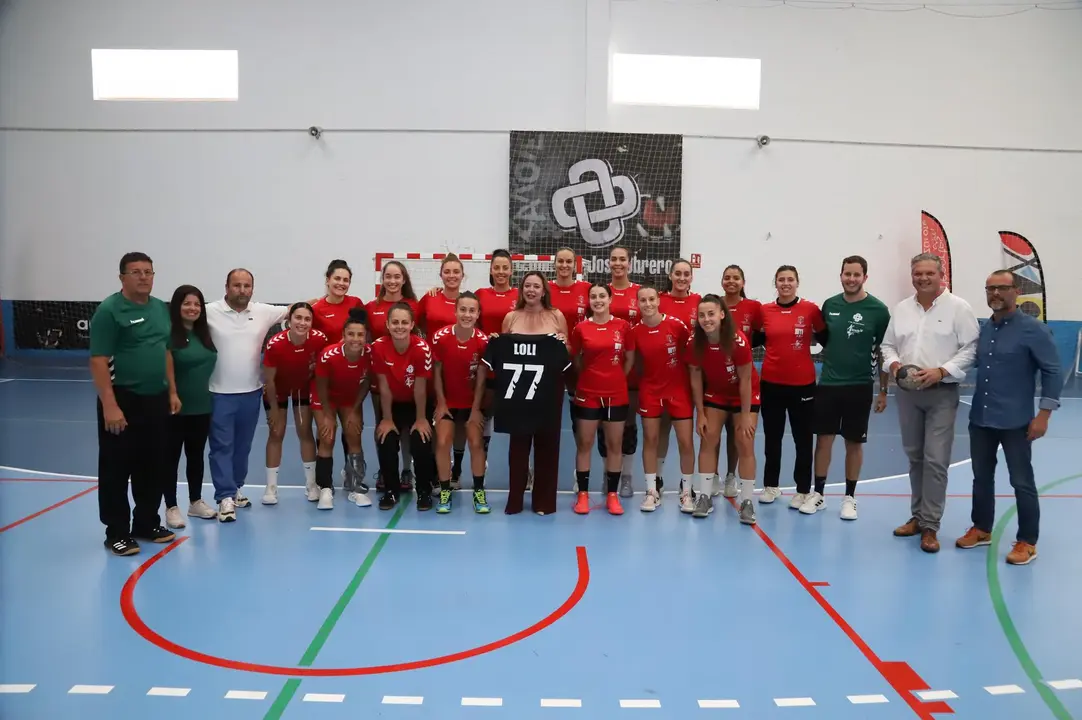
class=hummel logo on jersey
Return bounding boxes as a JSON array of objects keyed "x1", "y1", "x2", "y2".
[
  {"x1": 129, "y1": 318, "x2": 145, "y2": 325},
  {"x1": 829, "y1": 312, "x2": 840, "y2": 316}
]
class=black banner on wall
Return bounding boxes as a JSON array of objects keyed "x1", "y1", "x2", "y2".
[
  {"x1": 13, "y1": 301, "x2": 99, "y2": 350},
  {"x1": 508, "y1": 131, "x2": 682, "y2": 287}
]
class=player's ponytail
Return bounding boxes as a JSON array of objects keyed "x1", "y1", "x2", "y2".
[{"x1": 343, "y1": 306, "x2": 368, "y2": 330}]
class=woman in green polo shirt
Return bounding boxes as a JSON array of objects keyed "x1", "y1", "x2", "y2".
[{"x1": 165, "y1": 285, "x2": 218, "y2": 528}]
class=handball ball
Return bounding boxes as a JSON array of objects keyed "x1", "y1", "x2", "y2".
[{"x1": 896, "y1": 364, "x2": 924, "y2": 391}]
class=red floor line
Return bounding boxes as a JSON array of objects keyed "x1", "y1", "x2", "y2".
[
  {"x1": 732, "y1": 498, "x2": 953, "y2": 719},
  {"x1": 0, "y1": 486, "x2": 98, "y2": 533},
  {"x1": 121, "y1": 541, "x2": 591, "y2": 676}
]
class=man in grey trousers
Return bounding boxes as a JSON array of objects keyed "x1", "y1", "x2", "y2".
[{"x1": 880, "y1": 253, "x2": 979, "y2": 552}]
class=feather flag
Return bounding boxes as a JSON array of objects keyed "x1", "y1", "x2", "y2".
[
  {"x1": 920, "y1": 211, "x2": 952, "y2": 291},
  {"x1": 999, "y1": 231, "x2": 1047, "y2": 322}
]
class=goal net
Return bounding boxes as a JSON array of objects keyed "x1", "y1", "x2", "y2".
[
  {"x1": 373, "y1": 253, "x2": 582, "y2": 297},
  {"x1": 507, "y1": 131, "x2": 682, "y2": 289}
]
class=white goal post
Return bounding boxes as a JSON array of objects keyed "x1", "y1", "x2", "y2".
[{"x1": 373, "y1": 253, "x2": 583, "y2": 296}]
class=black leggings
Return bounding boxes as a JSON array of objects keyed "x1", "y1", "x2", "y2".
[
  {"x1": 165, "y1": 412, "x2": 211, "y2": 507},
  {"x1": 760, "y1": 380, "x2": 816, "y2": 493},
  {"x1": 377, "y1": 402, "x2": 436, "y2": 495}
]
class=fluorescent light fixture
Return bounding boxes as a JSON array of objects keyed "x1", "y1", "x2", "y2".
[
  {"x1": 91, "y1": 49, "x2": 239, "y2": 101},
  {"x1": 611, "y1": 53, "x2": 760, "y2": 110}
]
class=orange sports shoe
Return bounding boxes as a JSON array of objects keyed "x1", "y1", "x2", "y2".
[
  {"x1": 606, "y1": 492, "x2": 624, "y2": 516},
  {"x1": 573, "y1": 492, "x2": 591, "y2": 515}
]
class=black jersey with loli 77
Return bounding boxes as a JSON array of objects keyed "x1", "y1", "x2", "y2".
[{"x1": 482, "y1": 333, "x2": 570, "y2": 435}]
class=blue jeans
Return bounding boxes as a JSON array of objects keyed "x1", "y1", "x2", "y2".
[
  {"x1": 969, "y1": 423, "x2": 1039, "y2": 544},
  {"x1": 209, "y1": 390, "x2": 262, "y2": 503}
]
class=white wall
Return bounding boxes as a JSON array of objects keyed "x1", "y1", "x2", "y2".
[{"x1": 2, "y1": 0, "x2": 1081, "y2": 318}]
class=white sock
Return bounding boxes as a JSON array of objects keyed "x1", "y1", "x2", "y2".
[
  {"x1": 621, "y1": 455, "x2": 634, "y2": 476},
  {"x1": 681, "y1": 473, "x2": 693, "y2": 494},
  {"x1": 740, "y1": 478, "x2": 755, "y2": 503},
  {"x1": 266, "y1": 466, "x2": 279, "y2": 488},
  {"x1": 645, "y1": 473, "x2": 657, "y2": 493},
  {"x1": 657, "y1": 458, "x2": 666, "y2": 477},
  {"x1": 697, "y1": 472, "x2": 712, "y2": 496},
  {"x1": 302, "y1": 461, "x2": 316, "y2": 486}
]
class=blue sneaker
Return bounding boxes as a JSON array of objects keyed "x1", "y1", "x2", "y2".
[
  {"x1": 436, "y1": 489, "x2": 453, "y2": 514},
  {"x1": 473, "y1": 488, "x2": 491, "y2": 514}
]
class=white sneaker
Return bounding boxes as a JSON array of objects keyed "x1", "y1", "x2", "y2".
[
  {"x1": 721, "y1": 474, "x2": 738, "y2": 498},
  {"x1": 679, "y1": 488, "x2": 696, "y2": 514},
  {"x1": 234, "y1": 492, "x2": 251, "y2": 508},
  {"x1": 349, "y1": 491, "x2": 373, "y2": 508},
  {"x1": 840, "y1": 495, "x2": 858, "y2": 520},
  {"x1": 759, "y1": 486, "x2": 783, "y2": 504},
  {"x1": 789, "y1": 493, "x2": 808, "y2": 510},
  {"x1": 709, "y1": 474, "x2": 721, "y2": 497},
  {"x1": 317, "y1": 488, "x2": 334, "y2": 510},
  {"x1": 799, "y1": 491, "x2": 825, "y2": 515},
  {"x1": 218, "y1": 497, "x2": 236, "y2": 522},
  {"x1": 187, "y1": 499, "x2": 216, "y2": 519},
  {"x1": 640, "y1": 489, "x2": 661, "y2": 512},
  {"x1": 165, "y1": 506, "x2": 186, "y2": 529},
  {"x1": 262, "y1": 485, "x2": 278, "y2": 505},
  {"x1": 306, "y1": 481, "x2": 320, "y2": 502}
]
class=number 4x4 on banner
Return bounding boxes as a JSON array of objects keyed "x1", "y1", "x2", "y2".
[{"x1": 507, "y1": 131, "x2": 683, "y2": 288}]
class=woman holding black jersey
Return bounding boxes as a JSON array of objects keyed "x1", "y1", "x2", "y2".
[{"x1": 756, "y1": 266, "x2": 824, "y2": 507}]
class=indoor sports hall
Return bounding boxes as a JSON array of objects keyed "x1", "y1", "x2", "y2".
[{"x1": 2, "y1": 2, "x2": 1082, "y2": 720}]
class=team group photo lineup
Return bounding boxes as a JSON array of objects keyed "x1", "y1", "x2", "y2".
[{"x1": 92, "y1": 243, "x2": 1063, "y2": 564}]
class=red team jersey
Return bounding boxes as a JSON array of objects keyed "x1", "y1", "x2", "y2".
[
  {"x1": 475, "y1": 287, "x2": 519, "y2": 335},
  {"x1": 263, "y1": 329, "x2": 329, "y2": 397},
  {"x1": 312, "y1": 341, "x2": 371, "y2": 410},
  {"x1": 570, "y1": 317, "x2": 631, "y2": 406},
  {"x1": 310, "y1": 295, "x2": 366, "y2": 343},
  {"x1": 608, "y1": 283, "x2": 642, "y2": 327},
  {"x1": 629, "y1": 315, "x2": 693, "y2": 418},
  {"x1": 431, "y1": 325, "x2": 489, "y2": 410},
  {"x1": 370, "y1": 335, "x2": 433, "y2": 403},
  {"x1": 418, "y1": 291, "x2": 459, "y2": 338},
  {"x1": 658, "y1": 292, "x2": 702, "y2": 330},
  {"x1": 687, "y1": 331, "x2": 761, "y2": 407},
  {"x1": 727, "y1": 297, "x2": 765, "y2": 338},
  {"x1": 549, "y1": 280, "x2": 591, "y2": 332},
  {"x1": 759, "y1": 299, "x2": 825, "y2": 386},
  {"x1": 365, "y1": 297, "x2": 421, "y2": 341}
]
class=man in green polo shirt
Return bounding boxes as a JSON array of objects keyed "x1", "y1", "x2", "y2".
[
  {"x1": 89, "y1": 251, "x2": 179, "y2": 555},
  {"x1": 801, "y1": 255, "x2": 891, "y2": 521}
]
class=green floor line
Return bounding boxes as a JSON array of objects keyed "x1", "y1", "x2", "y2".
[
  {"x1": 987, "y1": 472, "x2": 1082, "y2": 720},
  {"x1": 263, "y1": 499, "x2": 410, "y2": 719}
]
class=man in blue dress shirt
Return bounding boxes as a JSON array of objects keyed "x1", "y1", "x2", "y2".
[{"x1": 955, "y1": 270, "x2": 1062, "y2": 565}]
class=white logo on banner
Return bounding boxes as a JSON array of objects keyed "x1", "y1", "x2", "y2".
[{"x1": 551, "y1": 158, "x2": 641, "y2": 248}]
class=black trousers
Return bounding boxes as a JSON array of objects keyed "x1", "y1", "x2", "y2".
[
  {"x1": 97, "y1": 388, "x2": 170, "y2": 540},
  {"x1": 760, "y1": 380, "x2": 816, "y2": 493},
  {"x1": 165, "y1": 413, "x2": 211, "y2": 507},
  {"x1": 377, "y1": 402, "x2": 436, "y2": 495}
]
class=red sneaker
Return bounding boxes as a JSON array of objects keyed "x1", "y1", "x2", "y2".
[
  {"x1": 606, "y1": 492, "x2": 624, "y2": 516},
  {"x1": 573, "y1": 491, "x2": 591, "y2": 514}
]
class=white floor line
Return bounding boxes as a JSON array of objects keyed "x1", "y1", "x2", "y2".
[
  {"x1": 462, "y1": 697, "x2": 503, "y2": 706},
  {"x1": 619, "y1": 699, "x2": 661, "y2": 708},
  {"x1": 0, "y1": 465, "x2": 98, "y2": 479},
  {"x1": 541, "y1": 698, "x2": 583, "y2": 708},
  {"x1": 383, "y1": 695, "x2": 424, "y2": 705},
  {"x1": 0, "y1": 684, "x2": 36, "y2": 693},
  {"x1": 847, "y1": 694, "x2": 889, "y2": 704},
  {"x1": 225, "y1": 690, "x2": 268, "y2": 700},
  {"x1": 984, "y1": 685, "x2": 1025, "y2": 695},
  {"x1": 0, "y1": 378, "x2": 13, "y2": 384},
  {"x1": 1047, "y1": 679, "x2": 1082, "y2": 690},
  {"x1": 0, "y1": 377, "x2": 93, "y2": 383},
  {"x1": 68, "y1": 685, "x2": 113, "y2": 694},
  {"x1": 697, "y1": 699, "x2": 740, "y2": 708},
  {"x1": 303, "y1": 693, "x2": 345, "y2": 703},
  {"x1": 959, "y1": 398, "x2": 973, "y2": 406},
  {"x1": 311, "y1": 526, "x2": 466, "y2": 536},
  {"x1": 147, "y1": 687, "x2": 191, "y2": 697},
  {"x1": 773, "y1": 697, "x2": 816, "y2": 707},
  {"x1": 915, "y1": 690, "x2": 958, "y2": 701}
]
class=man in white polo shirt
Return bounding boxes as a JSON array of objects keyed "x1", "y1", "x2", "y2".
[
  {"x1": 206, "y1": 269, "x2": 289, "y2": 522},
  {"x1": 880, "y1": 253, "x2": 979, "y2": 553}
]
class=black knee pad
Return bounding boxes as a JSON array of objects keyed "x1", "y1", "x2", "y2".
[{"x1": 622, "y1": 422, "x2": 638, "y2": 455}]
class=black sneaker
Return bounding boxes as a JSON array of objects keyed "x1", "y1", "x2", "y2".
[
  {"x1": 105, "y1": 537, "x2": 140, "y2": 556},
  {"x1": 379, "y1": 491, "x2": 398, "y2": 511},
  {"x1": 133, "y1": 526, "x2": 177, "y2": 544},
  {"x1": 399, "y1": 470, "x2": 414, "y2": 493},
  {"x1": 416, "y1": 492, "x2": 433, "y2": 511}
]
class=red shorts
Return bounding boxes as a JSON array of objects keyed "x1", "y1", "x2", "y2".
[
  {"x1": 704, "y1": 390, "x2": 761, "y2": 413},
  {"x1": 572, "y1": 389, "x2": 629, "y2": 410},
  {"x1": 637, "y1": 389, "x2": 693, "y2": 420},
  {"x1": 310, "y1": 394, "x2": 357, "y2": 413}
]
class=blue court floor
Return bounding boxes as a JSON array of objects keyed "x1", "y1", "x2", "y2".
[{"x1": 2, "y1": 359, "x2": 1081, "y2": 720}]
